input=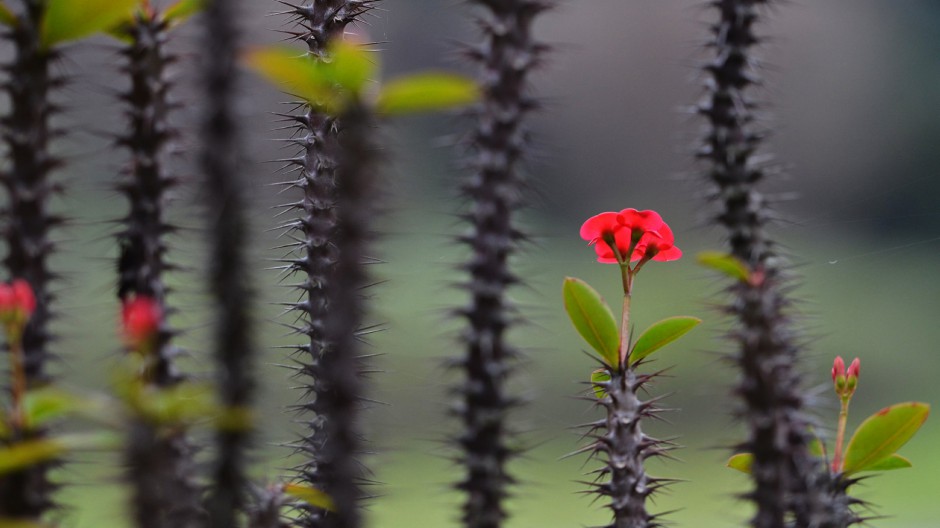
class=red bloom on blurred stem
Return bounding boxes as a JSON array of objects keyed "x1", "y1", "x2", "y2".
[
  {"x1": 0, "y1": 279, "x2": 36, "y2": 332},
  {"x1": 580, "y1": 208, "x2": 682, "y2": 264},
  {"x1": 122, "y1": 296, "x2": 162, "y2": 351},
  {"x1": 831, "y1": 356, "x2": 845, "y2": 382}
]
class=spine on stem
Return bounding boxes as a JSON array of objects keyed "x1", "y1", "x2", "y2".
[
  {"x1": 454, "y1": 2, "x2": 549, "y2": 527},
  {"x1": 200, "y1": 0, "x2": 256, "y2": 526},
  {"x1": 275, "y1": 3, "x2": 377, "y2": 526},
  {"x1": 0, "y1": 0, "x2": 62, "y2": 519},
  {"x1": 115, "y1": 8, "x2": 203, "y2": 528},
  {"x1": 696, "y1": 1, "x2": 854, "y2": 526}
]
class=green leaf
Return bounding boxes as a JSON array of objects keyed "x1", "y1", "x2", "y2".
[
  {"x1": 164, "y1": 0, "x2": 203, "y2": 25},
  {"x1": 23, "y1": 388, "x2": 81, "y2": 430},
  {"x1": 137, "y1": 382, "x2": 219, "y2": 425},
  {"x1": 327, "y1": 41, "x2": 377, "y2": 95},
  {"x1": 859, "y1": 453, "x2": 913, "y2": 472},
  {"x1": 377, "y1": 72, "x2": 480, "y2": 116},
  {"x1": 842, "y1": 402, "x2": 929, "y2": 474},
  {"x1": 0, "y1": 439, "x2": 65, "y2": 475},
  {"x1": 591, "y1": 369, "x2": 611, "y2": 399},
  {"x1": 727, "y1": 453, "x2": 753, "y2": 474},
  {"x1": 0, "y1": 2, "x2": 16, "y2": 27},
  {"x1": 245, "y1": 47, "x2": 346, "y2": 114},
  {"x1": 284, "y1": 483, "x2": 335, "y2": 512},
  {"x1": 697, "y1": 251, "x2": 750, "y2": 282},
  {"x1": 41, "y1": 0, "x2": 138, "y2": 48},
  {"x1": 630, "y1": 316, "x2": 701, "y2": 363},
  {"x1": 562, "y1": 277, "x2": 620, "y2": 367}
]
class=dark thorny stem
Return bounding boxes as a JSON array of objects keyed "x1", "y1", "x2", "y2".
[
  {"x1": 455, "y1": 2, "x2": 548, "y2": 528},
  {"x1": 320, "y1": 103, "x2": 376, "y2": 528},
  {"x1": 116, "y1": 11, "x2": 203, "y2": 528},
  {"x1": 697, "y1": 2, "x2": 855, "y2": 526},
  {"x1": 0, "y1": 0, "x2": 60, "y2": 519},
  {"x1": 277, "y1": 2, "x2": 375, "y2": 527},
  {"x1": 201, "y1": 0, "x2": 256, "y2": 527},
  {"x1": 587, "y1": 366, "x2": 671, "y2": 528}
]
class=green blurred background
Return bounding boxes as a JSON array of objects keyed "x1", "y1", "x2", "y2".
[{"x1": 12, "y1": 0, "x2": 940, "y2": 526}]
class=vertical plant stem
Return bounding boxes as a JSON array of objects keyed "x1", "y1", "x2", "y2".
[
  {"x1": 201, "y1": 0, "x2": 255, "y2": 527},
  {"x1": 0, "y1": 0, "x2": 60, "y2": 519},
  {"x1": 278, "y1": 3, "x2": 377, "y2": 527},
  {"x1": 697, "y1": 1, "x2": 854, "y2": 526},
  {"x1": 115, "y1": 11, "x2": 203, "y2": 528},
  {"x1": 456, "y1": 3, "x2": 548, "y2": 528},
  {"x1": 320, "y1": 103, "x2": 377, "y2": 528}
]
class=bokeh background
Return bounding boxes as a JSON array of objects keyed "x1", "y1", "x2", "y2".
[{"x1": 9, "y1": 0, "x2": 939, "y2": 526}]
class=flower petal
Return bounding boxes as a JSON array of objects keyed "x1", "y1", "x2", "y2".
[{"x1": 579, "y1": 212, "x2": 620, "y2": 242}]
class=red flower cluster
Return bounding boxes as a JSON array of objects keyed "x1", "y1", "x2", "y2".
[
  {"x1": 580, "y1": 209, "x2": 682, "y2": 264},
  {"x1": 122, "y1": 296, "x2": 162, "y2": 351},
  {"x1": 0, "y1": 279, "x2": 36, "y2": 331}
]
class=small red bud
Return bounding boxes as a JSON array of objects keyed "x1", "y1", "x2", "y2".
[
  {"x1": 831, "y1": 356, "x2": 845, "y2": 382},
  {"x1": 847, "y1": 358, "x2": 860, "y2": 379},
  {"x1": 122, "y1": 296, "x2": 162, "y2": 352},
  {"x1": 0, "y1": 279, "x2": 36, "y2": 336}
]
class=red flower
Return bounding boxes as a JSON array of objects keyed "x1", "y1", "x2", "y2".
[
  {"x1": 122, "y1": 296, "x2": 162, "y2": 351},
  {"x1": 580, "y1": 208, "x2": 682, "y2": 264},
  {"x1": 0, "y1": 279, "x2": 36, "y2": 329}
]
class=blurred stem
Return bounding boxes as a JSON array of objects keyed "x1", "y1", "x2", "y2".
[
  {"x1": 832, "y1": 398, "x2": 850, "y2": 473},
  {"x1": 8, "y1": 332, "x2": 25, "y2": 430}
]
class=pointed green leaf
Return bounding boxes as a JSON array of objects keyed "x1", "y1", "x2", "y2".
[
  {"x1": 245, "y1": 46, "x2": 345, "y2": 114},
  {"x1": 377, "y1": 73, "x2": 480, "y2": 116},
  {"x1": 859, "y1": 453, "x2": 912, "y2": 472},
  {"x1": 562, "y1": 277, "x2": 620, "y2": 367},
  {"x1": 41, "y1": 0, "x2": 138, "y2": 48},
  {"x1": 630, "y1": 316, "x2": 701, "y2": 363},
  {"x1": 727, "y1": 453, "x2": 753, "y2": 474},
  {"x1": 164, "y1": 0, "x2": 203, "y2": 25},
  {"x1": 284, "y1": 483, "x2": 335, "y2": 512},
  {"x1": 0, "y1": 439, "x2": 65, "y2": 475},
  {"x1": 328, "y1": 41, "x2": 376, "y2": 95},
  {"x1": 697, "y1": 251, "x2": 750, "y2": 282},
  {"x1": 591, "y1": 369, "x2": 611, "y2": 399},
  {"x1": 0, "y1": 2, "x2": 16, "y2": 27},
  {"x1": 842, "y1": 402, "x2": 929, "y2": 474},
  {"x1": 23, "y1": 388, "x2": 81, "y2": 430}
]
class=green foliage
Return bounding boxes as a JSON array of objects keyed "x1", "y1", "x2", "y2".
[
  {"x1": 0, "y1": 518, "x2": 47, "y2": 528},
  {"x1": 283, "y1": 483, "x2": 335, "y2": 512},
  {"x1": 562, "y1": 277, "x2": 620, "y2": 367},
  {"x1": 246, "y1": 44, "x2": 370, "y2": 114},
  {"x1": 630, "y1": 316, "x2": 701, "y2": 364},
  {"x1": 0, "y1": 2, "x2": 15, "y2": 27},
  {"x1": 0, "y1": 433, "x2": 116, "y2": 476},
  {"x1": 164, "y1": 0, "x2": 203, "y2": 25},
  {"x1": 377, "y1": 73, "x2": 480, "y2": 116},
  {"x1": 590, "y1": 369, "x2": 610, "y2": 399},
  {"x1": 22, "y1": 388, "x2": 82, "y2": 431},
  {"x1": 248, "y1": 42, "x2": 479, "y2": 118},
  {"x1": 727, "y1": 453, "x2": 752, "y2": 474},
  {"x1": 860, "y1": 453, "x2": 912, "y2": 472},
  {"x1": 842, "y1": 402, "x2": 929, "y2": 474},
  {"x1": 41, "y1": 0, "x2": 138, "y2": 48},
  {"x1": 697, "y1": 251, "x2": 749, "y2": 282}
]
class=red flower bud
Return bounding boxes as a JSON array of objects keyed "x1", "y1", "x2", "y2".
[
  {"x1": 847, "y1": 358, "x2": 860, "y2": 379},
  {"x1": 831, "y1": 356, "x2": 845, "y2": 381},
  {"x1": 0, "y1": 279, "x2": 36, "y2": 335},
  {"x1": 122, "y1": 296, "x2": 162, "y2": 351}
]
